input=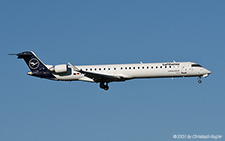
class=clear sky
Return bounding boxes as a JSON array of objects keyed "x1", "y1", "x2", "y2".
[{"x1": 0, "y1": 0, "x2": 224, "y2": 140}]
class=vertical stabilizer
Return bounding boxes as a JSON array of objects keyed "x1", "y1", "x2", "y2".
[{"x1": 16, "y1": 51, "x2": 56, "y2": 80}]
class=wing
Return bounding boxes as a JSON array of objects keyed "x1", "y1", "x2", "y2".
[{"x1": 68, "y1": 63, "x2": 125, "y2": 82}]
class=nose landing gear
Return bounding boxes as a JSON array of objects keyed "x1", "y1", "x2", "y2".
[
  {"x1": 99, "y1": 82, "x2": 109, "y2": 91},
  {"x1": 198, "y1": 76, "x2": 202, "y2": 84}
]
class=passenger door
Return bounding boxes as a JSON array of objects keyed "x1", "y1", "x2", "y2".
[{"x1": 181, "y1": 65, "x2": 188, "y2": 75}]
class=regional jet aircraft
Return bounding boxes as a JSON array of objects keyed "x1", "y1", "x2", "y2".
[{"x1": 10, "y1": 51, "x2": 211, "y2": 90}]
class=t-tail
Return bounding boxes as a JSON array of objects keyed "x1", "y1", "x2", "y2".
[{"x1": 11, "y1": 51, "x2": 56, "y2": 80}]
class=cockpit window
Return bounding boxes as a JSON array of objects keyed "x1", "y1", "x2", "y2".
[{"x1": 192, "y1": 64, "x2": 202, "y2": 67}]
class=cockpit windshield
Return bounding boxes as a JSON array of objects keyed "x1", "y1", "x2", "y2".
[{"x1": 192, "y1": 64, "x2": 202, "y2": 67}]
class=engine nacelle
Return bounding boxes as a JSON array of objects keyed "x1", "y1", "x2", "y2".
[{"x1": 54, "y1": 64, "x2": 68, "y2": 74}]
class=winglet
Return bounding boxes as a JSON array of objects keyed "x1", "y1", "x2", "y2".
[{"x1": 68, "y1": 62, "x2": 80, "y2": 72}]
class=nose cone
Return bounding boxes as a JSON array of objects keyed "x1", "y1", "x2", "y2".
[
  {"x1": 202, "y1": 68, "x2": 211, "y2": 78},
  {"x1": 206, "y1": 69, "x2": 212, "y2": 74}
]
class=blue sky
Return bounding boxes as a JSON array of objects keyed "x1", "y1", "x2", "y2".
[{"x1": 0, "y1": 0, "x2": 225, "y2": 140}]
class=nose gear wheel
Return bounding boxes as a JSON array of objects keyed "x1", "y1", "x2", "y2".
[{"x1": 198, "y1": 76, "x2": 202, "y2": 84}]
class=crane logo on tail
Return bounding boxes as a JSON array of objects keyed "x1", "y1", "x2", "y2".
[{"x1": 29, "y1": 58, "x2": 40, "y2": 69}]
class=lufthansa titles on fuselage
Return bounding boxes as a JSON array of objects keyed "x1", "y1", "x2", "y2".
[{"x1": 162, "y1": 63, "x2": 180, "y2": 66}]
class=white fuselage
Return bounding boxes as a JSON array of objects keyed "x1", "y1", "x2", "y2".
[{"x1": 53, "y1": 62, "x2": 211, "y2": 82}]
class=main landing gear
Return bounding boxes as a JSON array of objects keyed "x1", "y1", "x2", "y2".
[
  {"x1": 198, "y1": 76, "x2": 202, "y2": 84},
  {"x1": 99, "y1": 82, "x2": 109, "y2": 91}
]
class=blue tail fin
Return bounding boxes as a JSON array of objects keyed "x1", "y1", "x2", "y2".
[{"x1": 17, "y1": 51, "x2": 56, "y2": 80}]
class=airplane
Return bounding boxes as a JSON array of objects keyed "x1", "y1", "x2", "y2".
[{"x1": 10, "y1": 51, "x2": 211, "y2": 90}]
